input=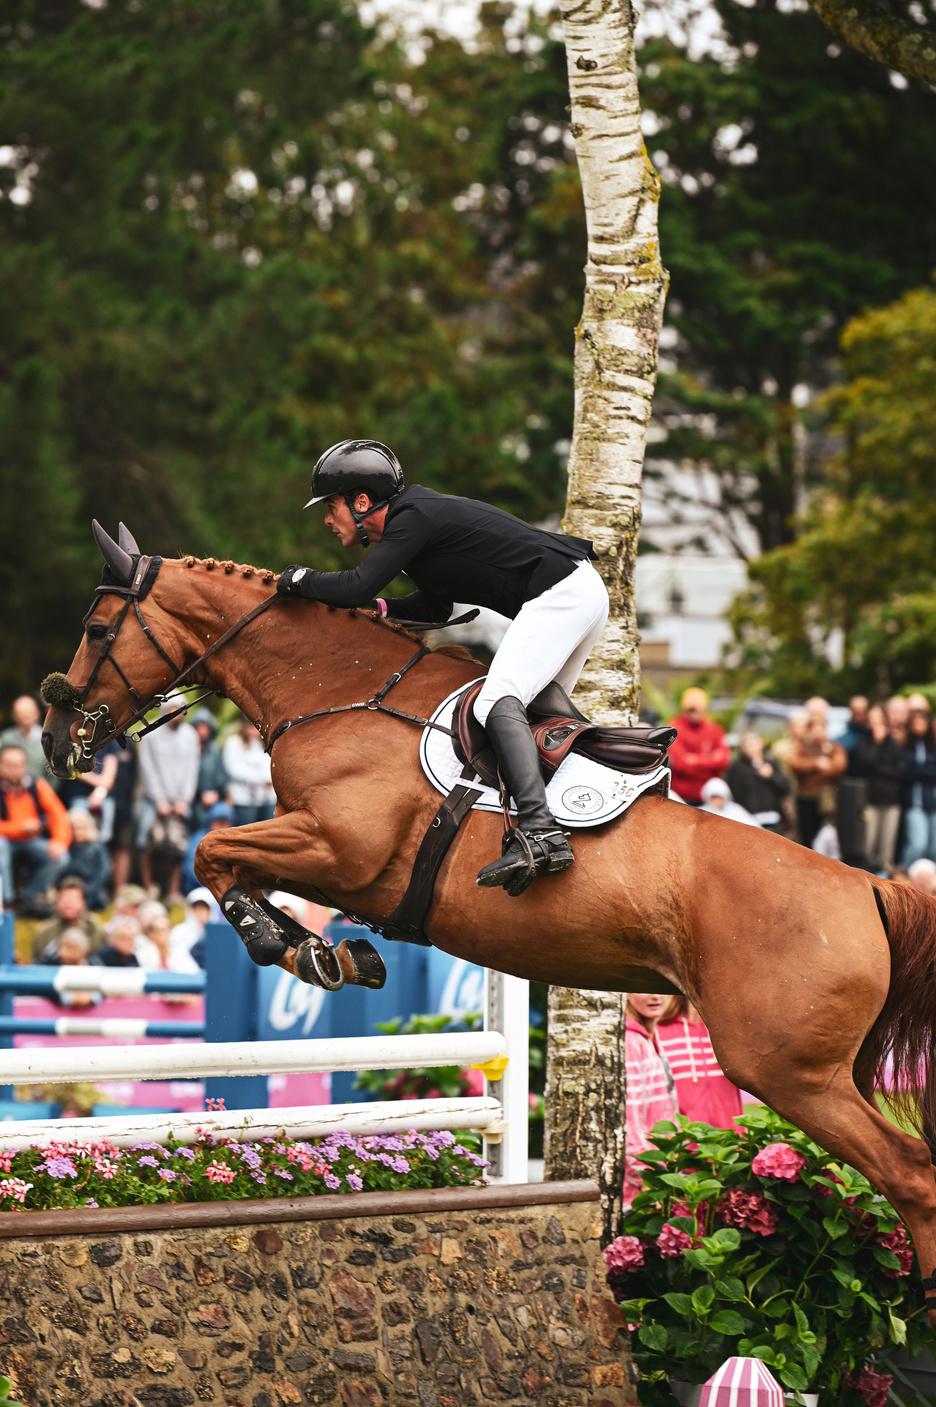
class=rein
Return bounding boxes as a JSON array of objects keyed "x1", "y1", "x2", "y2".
[{"x1": 57, "y1": 560, "x2": 474, "y2": 761}]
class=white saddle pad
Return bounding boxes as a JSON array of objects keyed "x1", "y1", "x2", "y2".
[{"x1": 419, "y1": 679, "x2": 670, "y2": 829}]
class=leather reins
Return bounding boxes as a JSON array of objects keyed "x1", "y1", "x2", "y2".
[{"x1": 65, "y1": 558, "x2": 462, "y2": 763}]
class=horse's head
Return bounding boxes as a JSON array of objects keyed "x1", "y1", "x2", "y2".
[{"x1": 41, "y1": 522, "x2": 193, "y2": 777}]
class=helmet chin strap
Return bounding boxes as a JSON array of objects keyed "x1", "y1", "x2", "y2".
[{"x1": 345, "y1": 494, "x2": 392, "y2": 548}]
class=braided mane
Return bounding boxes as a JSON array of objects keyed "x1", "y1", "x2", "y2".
[{"x1": 178, "y1": 554, "x2": 476, "y2": 660}]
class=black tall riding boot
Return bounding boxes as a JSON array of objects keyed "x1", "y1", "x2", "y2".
[{"x1": 476, "y1": 695, "x2": 574, "y2": 896}]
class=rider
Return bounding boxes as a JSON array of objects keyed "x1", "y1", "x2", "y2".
[{"x1": 277, "y1": 439, "x2": 609, "y2": 894}]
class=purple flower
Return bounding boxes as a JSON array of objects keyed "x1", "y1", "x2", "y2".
[
  {"x1": 137, "y1": 1155, "x2": 159, "y2": 1169},
  {"x1": 158, "y1": 1169, "x2": 178, "y2": 1183},
  {"x1": 323, "y1": 1173, "x2": 341, "y2": 1190},
  {"x1": 176, "y1": 1147, "x2": 196, "y2": 1161},
  {"x1": 251, "y1": 1172, "x2": 267, "y2": 1185},
  {"x1": 39, "y1": 1156, "x2": 77, "y2": 1180},
  {"x1": 273, "y1": 1167, "x2": 294, "y2": 1181},
  {"x1": 85, "y1": 1197, "x2": 99, "y2": 1208},
  {"x1": 346, "y1": 1173, "x2": 363, "y2": 1191},
  {"x1": 390, "y1": 1157, "x2": 410, "y2": 1175}
]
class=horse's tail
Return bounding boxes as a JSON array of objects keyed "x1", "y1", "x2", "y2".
[{"x1": 868, "y1": 877, "x2": 936, "y2": 1150}]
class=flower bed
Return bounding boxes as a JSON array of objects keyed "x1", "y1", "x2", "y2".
[
  {"x1": 605, "y1": 1105, "x2": 936, "y2": 1407},
  {"x1": 0, "y1": 1126, "x2": 487, "y2": 1211}
]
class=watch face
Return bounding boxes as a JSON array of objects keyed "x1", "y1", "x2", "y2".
[{"x1": 291, "y1": 568, "x2": 307, "y2": 583}]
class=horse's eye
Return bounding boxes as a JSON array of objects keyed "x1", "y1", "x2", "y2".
[{"x1": 86, "y1": 623, "x2": 108, "y2": 641}]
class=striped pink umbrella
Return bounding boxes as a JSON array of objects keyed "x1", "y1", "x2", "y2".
[{"x1": 699, "y1": 1357, "x2": 785, "y2": 1407}]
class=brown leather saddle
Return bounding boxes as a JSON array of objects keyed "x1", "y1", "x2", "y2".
[{"x1": 452, "y1": 680, "x2": 676, "y2": 791}]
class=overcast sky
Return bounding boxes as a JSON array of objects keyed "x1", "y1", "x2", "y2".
[{"x1": 360, "y1": 0, "x2": 728, "y2": 61}]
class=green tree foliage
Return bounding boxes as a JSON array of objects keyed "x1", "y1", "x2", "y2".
[
  {"x1": 728, "y1": 280, "x2": 936, "y2": 697},
  {"x1": 637, "y1": 0, "x2": 936, "y2": 555},
  {"x1": 0, "y1": 1, "x2": 578, "y2": 702}
]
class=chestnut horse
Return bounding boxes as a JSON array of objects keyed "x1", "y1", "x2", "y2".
[{"x1": 41, "y1": 529, "x2": 936, "y2": 1318}]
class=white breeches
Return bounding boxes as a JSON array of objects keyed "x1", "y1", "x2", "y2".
[{"x1": 473, "y1": 560, "x2": 609, "y2": 725}]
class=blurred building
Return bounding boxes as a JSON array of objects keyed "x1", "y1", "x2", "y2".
[{"x1": 636, "y1": 555, "x2": 748, "y2": 690}]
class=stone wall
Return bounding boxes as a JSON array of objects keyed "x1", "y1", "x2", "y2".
[{"x1": 0, "y1": 1181, "x2": 635, "y2": 1407}]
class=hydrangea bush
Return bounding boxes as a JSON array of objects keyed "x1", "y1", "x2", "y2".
[
  {"x1": 606, "y1": 1106, "x2": 936, "y2": 1407},
  {"x1": 0, "y1": 1127, "x2": 487, "y2": 1211}
]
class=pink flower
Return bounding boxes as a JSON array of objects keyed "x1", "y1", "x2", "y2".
[
  {"x1": 752, "y1": 1142, "x2": 807, "y2": 1182},
  {"x1": 0, "y1": 1152, "x2": 14, "y2": 1175},
  {"x1": 879, "y1": 1225, "x2": 914, "y2": 1277},
  {"x1": 718, "y1": 1188, "x2": 780, "y2": 1237},
  {"x1": 656, "y1": 1223, "x2": 694, "y2": 1258},
  {"x1": 603, "y1": 1235, "x2": 645, "y2": 1273},
  {"x1": 204, "y1": 1161, "x2": 236, "y2": 1185},
  {"x1": 842, "y1": 1365, "x2": 893, "y2": 1407},
  {"x1": 0, "y1": 1177, "x2": 33, "y2": 1205}
]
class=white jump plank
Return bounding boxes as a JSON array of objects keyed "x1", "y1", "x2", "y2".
[{"x1": 0, "y1": 1096, "x2": 503, "y2": 1151}]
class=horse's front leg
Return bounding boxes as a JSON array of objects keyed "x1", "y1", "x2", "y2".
[{"x1": 193, "y1": 811, "x2": 386, "y2": 991}]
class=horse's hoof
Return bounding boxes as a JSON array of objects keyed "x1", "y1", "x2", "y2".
[
  {"x1": 295, "y1": 938, "x2": 345, "y2": 991},
  {"x1": 335, "y1": 938, "x2": 387, "y2": 990}
]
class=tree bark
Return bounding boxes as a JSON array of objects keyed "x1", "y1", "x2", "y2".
[
  {"x1": 544, "y1": 0, "x2": 668, "y2": 1248},
  {"x1": 808, "y1": 0, "x2": 936, "y2": 86}
]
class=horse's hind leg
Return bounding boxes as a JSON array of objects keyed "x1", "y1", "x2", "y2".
[{"x1": 748, "y1": 1067, "x2": 936, "y2": 1328}]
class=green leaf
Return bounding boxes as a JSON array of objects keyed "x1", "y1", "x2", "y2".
[
  {"x1": 638, "y1": 1322, "x2": 668, "y2": 1353},
  {"x1": 710, "y1": 1310, "x2": 748, "y2": 1335},
  {"x1": 713, "y1": 1277, "x2": 747, "y2": 1302},
  {"x1": 662, "y1": 1293, "x2": 694, "y2": 1316},
  {"x1": 886, "y1": 1305, "x2": 908, "y2": 1347},
  {"x1": 691, "y1": 1285, "x2": 715, "y2": 1316},
  {"x1": 778, "y1": 1363, "x2": 809, "y2": 1392},
  {"x1": 708, "y1": 1226, "x2": 742, "y2": 1248},
  {"x1": 821, "y1": 1215, "x2": 847, "y2": 1239},
  {"x1": 872, "y1": 1245, "x2": 901, "y2": 1270}
]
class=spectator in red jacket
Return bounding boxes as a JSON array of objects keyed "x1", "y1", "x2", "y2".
[
  {"x1": 0, "y1": 743, "x2": 72, "y2": 911},
  {"x1": 668, "y1": 688, "x2": 730, "y2": 805}
]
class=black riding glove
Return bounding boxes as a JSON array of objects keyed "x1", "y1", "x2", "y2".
[{"x1": 277, "y1": 566, "x2": 314, "y2": 598}]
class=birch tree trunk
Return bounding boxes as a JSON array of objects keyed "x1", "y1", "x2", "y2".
[{"x1": 544, "y1": 0, "x2": 668, "y2": 1248}]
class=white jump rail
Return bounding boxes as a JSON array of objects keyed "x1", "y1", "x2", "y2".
[
  {"x1": 0, "y1": 1032, "x2": 505, "y2": 1086},
  {"x1": 0, "y1": 1097, "x2": 503, "y2": 1152},
  {"x1": 0, "y1": 1030, "x2": 510, "y2": 1155}
]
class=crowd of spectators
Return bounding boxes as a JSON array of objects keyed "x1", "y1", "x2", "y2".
[
  {"x1": 666, "y1": 686, "x2": 936, "y2": 889},
  {"x1": 0, "y1": 692, "x2": 277, "y2": 968}
]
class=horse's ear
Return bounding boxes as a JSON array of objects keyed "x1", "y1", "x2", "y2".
[
  {"x1": 91, "y1": 519, "x2": 134, "y2": 583},
  {"x1": 117, "y1": 522, "x2": 141, "y2": 556}
]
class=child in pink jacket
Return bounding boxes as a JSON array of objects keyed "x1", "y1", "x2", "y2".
[
  {"x1": 655, "y1": 996, "x2": 743, "y2": 1129},
  {"x1": 624, "y1": 993, "x2": 679, "y2": 1206}
]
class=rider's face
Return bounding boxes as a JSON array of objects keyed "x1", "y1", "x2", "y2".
[{"x1": 323, "y1": 494, "x2": 382, "y2": 547}]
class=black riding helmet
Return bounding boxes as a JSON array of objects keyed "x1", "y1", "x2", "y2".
[{"x1": 304, "y1": 439, "x2": 405, "y2": 546}]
